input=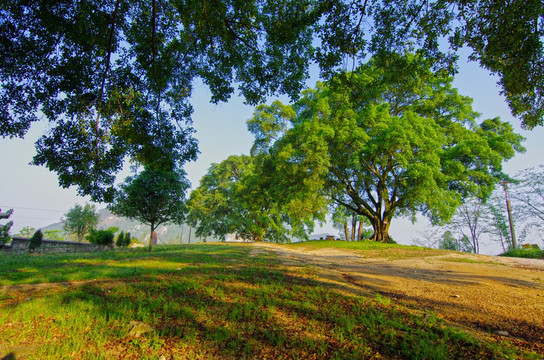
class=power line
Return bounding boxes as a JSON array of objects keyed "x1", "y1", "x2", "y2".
[
  {"x1": 7, "y1": 215, "x2": 63, "y2": 221},
  {"x1": 0, "y1": 205, "x2": 65, "y2": 213}
]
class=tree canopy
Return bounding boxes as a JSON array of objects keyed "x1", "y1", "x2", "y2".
[
  {"x1": 250, "y1": 53, "x2": 525, "y2": 242},
  {"x1": 1, "y1": 0, "x2": 543, "y2": 200},
  {"x1": 187, "y1": 154, "x2": 315, "y2": 242}
]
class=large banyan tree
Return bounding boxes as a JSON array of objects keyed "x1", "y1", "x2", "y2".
[{"x1": 247, "y1": 53, "x2": 525, "y2": 242}]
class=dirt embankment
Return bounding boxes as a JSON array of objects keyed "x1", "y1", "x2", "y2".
[{"x1": 253, "y1": 243, "x2": 544, "y2": 355}]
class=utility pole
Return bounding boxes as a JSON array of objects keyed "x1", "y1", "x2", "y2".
[{"x1": 501, "y1": 181, "x2": 517, "y2": 249}]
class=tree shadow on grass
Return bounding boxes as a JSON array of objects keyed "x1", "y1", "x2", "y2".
[
  {"x1": 5, "y1": 261, "x2": 508, "y2": 359},
  {"x1": 0, "y1": 245, "x2": 532, "y2": 359},
  {"x1": 0, "y1": 244, "x2": 251, "y2": 286},
  {"x1": 291, "y1": 259, "x2": 544, "y2": 355}
]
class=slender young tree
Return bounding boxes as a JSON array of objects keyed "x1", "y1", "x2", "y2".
[
  {"x1": 110, "y1": 167, "x2": 190, "y2": 251},
  {"x1": 63, "y1": 204, "x2": 98, "y2": 242},
  {"x1": 484, "y1": 191, "x2": 516, "y2": 252},
  {"x1": 511, "y1": 166, "x2": 544, "y2": 243},
  {"x1": 448, "y1": 199, "x2": 487, "y2": 254}
]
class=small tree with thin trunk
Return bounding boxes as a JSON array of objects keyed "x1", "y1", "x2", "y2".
[
  {"x1": 63, "y1": 204, "x2": 98, "y2": 242},
  {"x1": 511, "y1": 166, "x2": 544, "y2": 244},
  {"x1": 110, "y1": 167, "x2": 189, "y2": 251},
  {"x1": 448, "y1": 199, "x2": 486, "y2": 254},
  {"x1": 484, "y1": 190, "x2": 516, "y2": 252}
]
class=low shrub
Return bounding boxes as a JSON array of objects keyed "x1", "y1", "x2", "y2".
[
  {"x1": 116, "y1": 231, "x2": 132, "y2": 247},
  {"x1": 29, "y1": 229, "x2": 43, "y2": 251},
  {"x1": 500, "y1": 247, "x2": 544, "y2": 259},
  {"x1": 116, "y1": 232, "x2": 125, "y2": 247},
  {"x1": 87, "y1": 229, "x2": 114, "y2": 246},
  {"x1": 124, "y1": 232, "x2": 132, "y2": 246}
]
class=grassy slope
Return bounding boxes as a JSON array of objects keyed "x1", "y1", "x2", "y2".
[
  {"x1": 500, "y1": 247, "x2": 544, "y2": 259},
  {"x1": 287, "y1": 240, "x2": 450, "y2": 260},
  {"x1": 0, "y1": 243, "x2": 535, "y2": 359}
]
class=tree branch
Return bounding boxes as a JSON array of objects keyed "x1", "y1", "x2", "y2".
[
  {"x1": 152, "y1": 0, "x2": 162, "y2": 93},
  {"x1": 95, "y1": 0, "x2": 121, "y2": 154}
]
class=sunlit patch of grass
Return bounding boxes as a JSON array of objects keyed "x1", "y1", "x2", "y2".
[
  {"x1": 288, "y1": 240, "x2": 402, "y2": 250},
  {"x1": 287, "y1": 240, "x2": 447, "y2": 260},
  {"x1": 441, "y1": 257, "x2": 501, "y2": 265},
  {"x1": 500, "y1": 248, "x2": 544, "y2": 259},
  {"x1": 0, "y1": 244, "x2": 537, "y2": 359},
  {"x1": 0, "y1": 244, "x2": 250, "y2": 286}
]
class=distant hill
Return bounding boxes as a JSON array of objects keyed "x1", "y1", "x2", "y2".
[{"x1": 40, "y1": 208, "x2": 216, "y2": 244}]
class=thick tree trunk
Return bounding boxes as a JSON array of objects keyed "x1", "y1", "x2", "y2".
[
  {"x1": 344, "y1": 223, "x2": 349, "y2": 241},
  {"x1": 351, "y1": 214, "x2": 356, "y2": 241},
  {"x1": 369, "y1": 218, "x2": 391, "y2": 243},
  {"x1": 357, "y1": 221, "x2": 363, "y2": 241}
]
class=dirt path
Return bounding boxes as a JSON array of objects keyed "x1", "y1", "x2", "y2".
[{"x1": 253, "y1": 243, "x2": 544, "y2": 354}]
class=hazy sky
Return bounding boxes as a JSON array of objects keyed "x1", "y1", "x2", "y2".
[{"x1": 1, "y1": 54, "x2": 543, "y2": 254}]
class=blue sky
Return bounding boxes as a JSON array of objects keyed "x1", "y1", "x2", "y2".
[{"x1": 1, "y1": 54, "x2": 543, "y2": 254}]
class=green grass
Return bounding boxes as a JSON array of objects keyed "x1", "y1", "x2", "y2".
[
  {"x1": 0, "y1": 243, "x2": 536, "y2": 359},
  {"x1": 440, "y1": 257, "x2": 500, "y2": 265},
  {"x1": 288, "y1": 240, "x2": 403, "y2": 250},
  {"x1": 288, "y1": 240, "x2": 447, "y2": 259},
  {"x1": 0, "y1": 244, "x2": 249, "y2": 286},
  {"x1": 500, "y1": 247, "x2": 544, "y2": 259}
]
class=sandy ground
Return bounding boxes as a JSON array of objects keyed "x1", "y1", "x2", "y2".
[{"x1": 253, "y1": 243, "x2": 544, "y2": 354}]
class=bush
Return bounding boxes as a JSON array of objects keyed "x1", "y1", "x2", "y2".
[
  {"x1": 124, "y1": 232, "x2": 132, "y2": 246},
  {"x1": 116, "y1": 231, "x2": 125, "y2": 247},
  {"x1": 87, "y1": 229, "x2": 115, "y2": 246},
  {"x1": 29, "y1": 229, "x2": 43, "y2": 251},
  {"x1": 500, "y1": 248, "x2": 544, "y2": 259},
  {"x1": 44, "y1": 230, "x2": 64, "y2": 241},
  {"x1": 115, "y1": 231, "x2": 132, "y2": 247}
]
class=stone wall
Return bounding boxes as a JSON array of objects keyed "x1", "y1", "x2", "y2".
[{"x1": 4, "y1": 237, "x2": 110, "y2": 254}]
